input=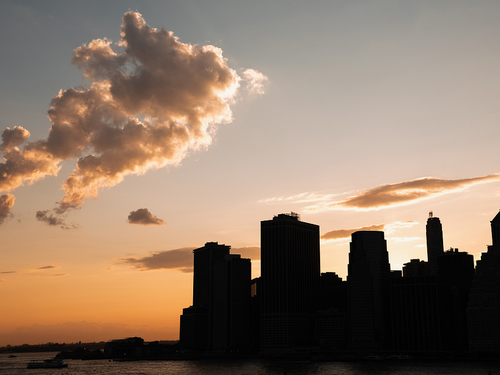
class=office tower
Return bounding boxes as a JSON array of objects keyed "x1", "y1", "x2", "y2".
[
  {"x1": 348, "y1": 231, "x2": 391, "y2": 350},
  {"x1": 180, "y1": 242, "x2": 230, "y2": 349},
  {"x1": 260, "y1": 213, "x2": 320, "y2": 351},
  {"x1": 436, "y1": 248, "x2": 474, "y2": 351},
  {"x1": 212, "y1": 254, "x2": 251, "y2": 350},
  {"x1": 315, "y1": 273, "x2": 348, "y2": 349},
  {"x1": 249, "y1": 277, "x2": 261, "y2": 351},
  {"x1": 426, "y1": 212, "x2": 444, "y2": 275},
  {"x1": 391, "y1": 275, "x2": 458, "y2": 352},
  {"x1": 403, "y1": 259, "x2": 428, "y2": 277},
  {"x1": 467, "y1": 211, "x2": 500, "y2": 352}
]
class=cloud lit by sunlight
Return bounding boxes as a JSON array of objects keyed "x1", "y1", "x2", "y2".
[
  {"x1": 280, "y1": 174, "x2": 500, "y2": 213},
  {"x1": 321, "y1": 221, "x2": 418, "y2": 242},
  {"x1": 127, "y1": 208, "x2": 165, "y2": 226},
  {"x1": 0, "y1": 11, "x2": 267, "y2": 228},
  {"x1": 0, "y1": 194, "x2": 15, "y2": 225}
]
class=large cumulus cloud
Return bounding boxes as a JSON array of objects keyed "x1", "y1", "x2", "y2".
[{"x1": 0, "y1": 12, "x2": 265, "y2": 226}]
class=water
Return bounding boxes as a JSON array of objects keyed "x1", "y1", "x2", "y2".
[{"x1": 1, "y1": 352, "x2": 499, "y2": 374}]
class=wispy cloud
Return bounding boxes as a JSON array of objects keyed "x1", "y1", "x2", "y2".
[
  {"x1": 321, "y1": 221, "x2": 418, "y2": 241},
  {"x1": 271, "y1": 174, "x2": 500, "y2": 213},
  {"x1": 0, "y1": 194, "x2": 15, "y2": 225},
  {"x1": 127, "y1": 208, "x2": 165, "y2": 226},
  {"x1": 242, "y1": 69, "x2": 268, "y2": 95},
  {"x1": 0, "y1": 271, "x2": 16, "y2": 274},
  {"x1": 37, "y1": 265, "x2": 59, "y2": 270},
  {"x1": 35, "y1": 210, "x2": 77, "y2": 229}
]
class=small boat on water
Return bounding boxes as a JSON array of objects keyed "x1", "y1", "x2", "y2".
[{"x1": 27, "y1": 358, "x2": 68, "y2": 369}]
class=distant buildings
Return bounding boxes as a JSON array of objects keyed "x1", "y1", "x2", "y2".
[{"x1": 178, "y1": 210, "x2": 500, "y2": 356}]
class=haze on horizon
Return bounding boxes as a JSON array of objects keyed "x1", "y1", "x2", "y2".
[{"x1": 1, "y1": 0, "x2": 500, "y2": 347}]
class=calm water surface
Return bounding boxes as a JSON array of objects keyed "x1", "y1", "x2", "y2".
[{"x1": 1, "y1": 352, "x2": 499, "y2": 374}]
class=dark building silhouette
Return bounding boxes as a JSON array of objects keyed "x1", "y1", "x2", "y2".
[
  {"x1": 314, "y1": 272, "x2": 348, "y2": 349},
  {"x1": 391, "y1": 275, "x2": 458, "y2": 352},
  {"x1": 212, "y1": 254, "x2": 251, "y2": 351},
  {"x1": 249, "y1": 277, "x2": 261, "y2": 351},
  {"x1": 426, "y1": 212, "x2": 444, "y2": 275},
  {"x1": 180, "y1": 242, "x2": 230, "y2": 350},
  {"x1": 437, "y1": 248, "x2": 474, "y2": 351},
  {"x1": 467, "y1": 211, "x2": 500, "y2": 352},
  {"x1": 347, "y1": 231, "x2": 391, "y2": 350},
  {"x1": 403, "y1": 259, "x2": 428, "y2": 277},
  {"x1": 260, "y1": 213, "x2": 320, "y2": 351}
]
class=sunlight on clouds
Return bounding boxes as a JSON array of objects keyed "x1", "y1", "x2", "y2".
[
  {"x1": 303, "y1": 174, "x2": 500, "y2": 212},
  {"x1": 243, "y1": 69, "x2": 268, "y2": 95}
]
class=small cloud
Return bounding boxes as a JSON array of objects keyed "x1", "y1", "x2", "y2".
[
  {"x1": 37, "y1": 265, "x2": 59, "y2": 270},
  {"x1": 127, "y1": 208, "x2": 166, "y2": 226},
  {"x1": 35, "y1": 210, "x2": 77, "y2": 230},
  {"x1": 122, "y1": 247, "x2": 195, "y2": 272},
  {"x1": 48, "y1": 273, "x2": 67, "y2": 277},
  {"x1": 0, "y1": 271, "x2": 16, "y2": 274},
  {"x1": 243, "y1": 69, "x2": 268, "y2": 95},
  {"x1": 0, "y1": 194, "x2": 15, "y2": 225},
  {"x1": 305, "y1": 174, "x2": 500, "y2": 212}
]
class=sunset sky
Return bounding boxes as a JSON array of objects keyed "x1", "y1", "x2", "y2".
[{"x1": 1, "y1": 0, "x2": 500, "y2": 346}]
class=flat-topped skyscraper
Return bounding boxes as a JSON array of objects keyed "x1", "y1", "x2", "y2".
[
  {"x1": 260, "y1": 213, "x2": 320, "y2": 351},
  {"x1": 348, "y1": 231, "x2": 391, "y2": 350},
  {"x1": 426, "y1": 212, "x2": 444, "y2": 275}
]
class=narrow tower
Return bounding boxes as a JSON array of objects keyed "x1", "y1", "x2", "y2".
[{"x1": 426, "y1": 212, "x2": 444, "y2": 275}]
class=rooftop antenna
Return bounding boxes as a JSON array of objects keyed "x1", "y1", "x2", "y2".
[{"x1": 429, "y1": 211, "x2": 433, "y2": 218}]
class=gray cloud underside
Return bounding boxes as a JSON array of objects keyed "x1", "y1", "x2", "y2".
[
  {"x1": 123, "y1": 246, "x2": 261, "y2": 272},
  {"x1": 37, "y1": 265, "x2": 59, "y2": 270},
  {"x1": 127, "y1": 208, "x2": 165, "y2": 226},
  {"x1": 122, "y1": 247, "x2": 195, "y2": 272},
  {"x1": 307, "y1": 174, "x2": 500, "y2": 212},
  {"x1": 35, "y1": 210, "x2": 76, "y2": 229},
  {"x1": 321, "y1": 224, "x2": 385, "y2": 240}
]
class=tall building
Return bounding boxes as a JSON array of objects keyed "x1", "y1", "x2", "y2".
[
  {"x1": 180, "y1": 242, "x2": 230, "y2": 350},
  {"x1": 260, "y1": 213, "x2": 320, "y2": 351},
  {"x1": 212, "y1": 254, "x2": 251, "y2": 350},
  {"x1": 348, "y1": 231, "x2": 391, "y2": 350},
  {"x1": 467, "y1": 210, "x2": 500, "y2": 352},
  {"x1": 426, "y1": 212, "x2": 444, "y2": 275}
]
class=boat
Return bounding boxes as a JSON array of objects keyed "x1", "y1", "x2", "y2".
[{"x1": 27, "y1": 358, "x2": 68, "y2": 369}]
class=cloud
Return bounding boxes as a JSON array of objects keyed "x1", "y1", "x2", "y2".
[
  {"x1": 259, "y1": 192, "x2": 336, "y2": 204},
  {"x1": 127, "y1": 208, "x2": 165, "y2": 226},
  {"x1": 122, "y1": 247, "x2": 195, "y2": 272},
  {"x1": 0, "y1": 194, "x2": 15, "y2": 224},
  {"x1": 305, "y1": 174, "x2": 500, "y2": 212},
  {"x1": 35, "y1": 210, "x2": 76, "y2": 229},
  {"x1": 243, "y1": 69, "x2": 268, "y2": 95},
  {"x1": 0, "y1": 271, "x2": 16, "y2": 274},
  {"x1": 321, "y1": 224, "x2": 385, "y2": 241},
  {"x1": 123, "y1": 245, "x2": 260, "y2": 272},
  {"x1": 321, "y1": 221, "x2": 418, "y2": 241},
  {"x1": 37, "y1": 265, "x2": 59, "y2": 270},
  {"x1": 0, "y1": 11, "x2": 267, "y2": 225},
  {"x1": 1, "y1": 126, "x2": 30, "y2": 152}
]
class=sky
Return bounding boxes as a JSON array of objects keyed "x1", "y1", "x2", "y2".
[{"x1": 1, "y1": 0, "x2": 500, "y2": 346}]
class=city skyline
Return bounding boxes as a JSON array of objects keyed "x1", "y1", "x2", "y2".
[{"x1": 2, "y1": 0, "x2": 500, "y2": 347}]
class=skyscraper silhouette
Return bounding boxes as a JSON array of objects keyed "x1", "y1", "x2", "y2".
[
  {"x1": 180, "y1": 242, "x2": 230, "y2": 349},
  {"x1": 260, "y1": 213, "x2": 320, "y2": 351},
  {"x1": 348, "y1": 231, "x2": 391, "y2": 350},
  {"x1": 467, "y1": 210, "x2": 500, "y2": 351},
  {"x1": 426, "y1": 212, "x2": 444, "y2": 275}
]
